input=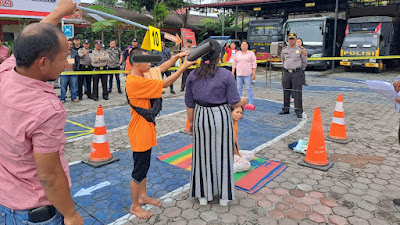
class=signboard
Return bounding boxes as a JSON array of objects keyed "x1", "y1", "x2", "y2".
[
  {"x1": 0, "y1": 0, "x2": 82, "y2": 20},
  {"x1": 62, "y1": 24, "x2": 74, "y2": 38},
  {"x1": 181, "y1": 28, "x2": 197, "y2": 48},
  {"x1": 141, "y1": 26, "x2": 162, "y2": 52}
]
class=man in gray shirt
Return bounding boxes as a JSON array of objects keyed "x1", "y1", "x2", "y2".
[
  {"x1": 107, "y1": 39, "x2": 123, "y2": 94},
  {"x1": 279, "y1": 33, "x2": 308, "y2": 118}
]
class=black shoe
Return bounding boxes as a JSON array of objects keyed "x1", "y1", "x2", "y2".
[
  {"x1": 118, "y1": 90, "x2": 122, "y2": 94},
  {"x1": 304, "y1": 83, "x2": 309, "y2": 86},
  {"x1": 84, "y1": 91, "x2": 88, "y2": 95},
  {"x1": 170, "y1": 89, "x2": 176, "y2": 94},
  {"x1": 180, "y1": 88, "x2": 184, "y2": 92},
  {"x1": 104, "y1": 97, "x2": 109, "y2": 100},
  {"x1": 93, "y1": 97, "x2": 98, "y2": 101},
  {"x1": 108, "y1": 90, "x2": 112, "y2": 93},
  {"x1": 394, "y1": 199, "x2": 400, "y2": 206},
  {"x1": 296, "y1": 113, "x2": 303, "y2": 118},
  {"x1": 87, "y1": 95, "x2": 92, "y2": 99},
  {"x1": 278, "y1": 111, "x2": 289, "y2": 115}
]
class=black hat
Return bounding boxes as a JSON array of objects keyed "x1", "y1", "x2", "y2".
[
  {"x1": 288, "y1": 33, "x2": 297, "y2": 39},
  {"x1": 83, "y1": 39, "x2": 90, "y2": 44},
  {"x1": 132, "y1": 38, "x2": 138, "y2": 42},
  {"x1": 95, "y1": 40, "x2": 102, "y2": 44},
  {"x1": 203, "y1": 39, "x2": 221, "y2": 60},
  {"x1": 73, "y1": 35, "x2": 81, "y2": 40}
]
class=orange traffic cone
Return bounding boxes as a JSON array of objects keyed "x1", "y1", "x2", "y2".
[
  {"x1": 326, "y1": 94, "x2": 352, "y2": 143},
  {"x1": 180, "y1": 118, "x2": 193, "y2": 136},
  {"x1": 83, "y1": 105, "x2": 119, "y2": 168},
  {"x1": 298, "y1": 107, "x2": 334, "y2": 171}
]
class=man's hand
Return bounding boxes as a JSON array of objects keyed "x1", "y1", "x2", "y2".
[
  {"x1": 174, "y1": 51, "x2": 189, "y2": 59},
  {"x1": 394, "y1": 80, "x2": 400, "y2": 93},
  {"x1": 40, "y1": 0, "x2": 76, "y2": 25},
  {"x1": 252, "y1": 74, "x2": 256, "y2": 80},
  {"x1": 182, "y1": 57, "x2": 196, "y2": 68},
  {"x1": 54, "y1": 0, "x2": 77, "y2": 17},
  {"x1": 396, "y1": 98, "x2": 400, "y2": 104},
  {"x1": 64, "y1": 211, "x2": 83, "y2": 225}
]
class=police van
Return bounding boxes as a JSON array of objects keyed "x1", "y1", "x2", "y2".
[{"x1": 340, "y1": 16, "x2": 400, "y2": 72}]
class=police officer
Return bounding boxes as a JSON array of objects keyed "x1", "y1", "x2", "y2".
[
  {"x1": 90, "y1": 40, "x2": 109, "y2": 101},
  {"x1": 77, "y1": 39, "x2": 92, "y2": 100},
  {"x1": 279, "y1": 33, "x2": 308, "y2": 118}
]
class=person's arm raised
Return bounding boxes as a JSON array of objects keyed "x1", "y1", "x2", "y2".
[
  {"x1": 163, "y1": 57, "x2": 196, "y2": 88},
  {"x1": 40, "y1": 0, "x2": 76, "y2": 26},
  {"x1": 159, "y1": 52, "x2": 189, "y2": 73}
]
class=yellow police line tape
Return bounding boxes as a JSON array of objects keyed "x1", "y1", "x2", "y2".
[{"x1": 59, "y1": 55, "x2": 400, "y2": 75}]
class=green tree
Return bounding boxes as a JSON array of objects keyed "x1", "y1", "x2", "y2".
[
  {"x1": 196, "y1": 13, "x2": 249, "y2": 40},
  {"x1": 123, "y1": 0, "x2": 187, "y2": 27}
]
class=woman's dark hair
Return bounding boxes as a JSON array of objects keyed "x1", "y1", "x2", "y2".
[
  {"x1": 297, "y1": 38, "x2": 303, "y2": 46},
  {"x1": 230, "y1": 105, "x2": 244, "y2": 113},
  {"x1": 240, "y1": 40, "x2": 250, "y2": 51},
  {"x1": 194, "y1": 57, "x2": 220, "y2": 79}
]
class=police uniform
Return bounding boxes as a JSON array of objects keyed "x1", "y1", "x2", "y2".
[
  {"x1": 279, "y1": 33, "x2": 308, "y2": 118},
  {"x1": 90, "y1": 40, "x2": 109, "y2": 101}
]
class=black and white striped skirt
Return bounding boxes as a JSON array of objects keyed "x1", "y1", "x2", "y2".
[{"x1": 190, "y1": 103, "x2": 235, "y2": 201}]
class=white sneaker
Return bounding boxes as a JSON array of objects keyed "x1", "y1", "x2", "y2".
[
  {"x1": 219, "y1": 199, "x2": 229, "y2": 206},
  {"x1": 199, "y1": 198, "x2": 207, "y2": 206}
]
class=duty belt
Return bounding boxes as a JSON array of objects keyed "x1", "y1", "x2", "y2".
[
  {"x1": 284, "y1": 68, "x2": 302, "y2": 73},
  {"x1": 81, "y1": 65, "x2": 91, "y2": 69}
]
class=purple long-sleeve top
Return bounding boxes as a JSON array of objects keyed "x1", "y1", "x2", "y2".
[{"x1": 185, "y1": 68, "x2": 241, "y2": 108}]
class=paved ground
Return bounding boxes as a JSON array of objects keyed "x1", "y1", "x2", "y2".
[{"x1": 58, "y1": 67, "x2": 400, "y2": 225}]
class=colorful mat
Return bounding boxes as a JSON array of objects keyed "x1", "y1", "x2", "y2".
[{"x1": 157, "y1": 144, "x2": 287, "y2": 194}]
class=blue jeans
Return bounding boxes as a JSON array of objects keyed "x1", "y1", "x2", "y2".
[
  {"x1": 60, "y1": 75, "x2": 78, "y2": 101},
  {"x1": 237, "y1": 75, "x2": 253, "y2": 104},
  {"x1": 108, "y1": 67, "x2": 121, "y2": 92},
  {"x1": 0, "y1": 204, "x2": 64, "y2": 225}
]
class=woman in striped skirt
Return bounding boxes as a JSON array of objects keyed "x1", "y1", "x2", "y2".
[{"x1": 185, "y1": 39, "x2": 247, "y2": 206}]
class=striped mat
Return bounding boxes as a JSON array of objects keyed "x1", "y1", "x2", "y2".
[{"x1": 157, "y1": 144, "x2": 287, "y2": 194}]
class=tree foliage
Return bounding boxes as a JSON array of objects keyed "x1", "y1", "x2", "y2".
[
  {"x1": 196, "y1": 13, "x2": 249, "y2": 39},
  {"x1": 87, "y1": 6, "x2": 119, "y2": 33},
  {"x1": 123, "y1": 0, "x2": 187, "y2": 26}
]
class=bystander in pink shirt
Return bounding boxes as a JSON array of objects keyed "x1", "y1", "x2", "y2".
[
  {"x1": 0, "y1": 45, "x2": 10, "y2": 63},
  {"x1": 232, "y1": 50, "x2": 257, "y2": 76},
  {"x1": 0, "y1": 56, "x2": 71, "y2": 210}
]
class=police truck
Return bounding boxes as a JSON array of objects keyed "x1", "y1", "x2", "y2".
[
  {"x1": 284, "y1": 17, "x2": 346, "y2": 69},
  {"x1": 340, "y1": 16, "x2": 400, "y2": 72},
  {"x1": 247, "y1": 19, "x2": 285, "y2": 61}
]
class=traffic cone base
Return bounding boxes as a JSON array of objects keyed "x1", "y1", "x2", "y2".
[
  {"x1": 326, "y1": 136, "x2": 352, "y2": 144},
  {"x1": 83, "y1": 156, "x2": 119, "y2": 168},
  {"x1": 298, "y1": 159, "x2": 334, "y2": 172},
  {"x1": 82, "y1": 105, "x2": 120, "y2": 168}
]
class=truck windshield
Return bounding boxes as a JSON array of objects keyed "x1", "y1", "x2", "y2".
[
  {"x1": 248, "y1": 25, "x2": 280, "y2": 41},
  {"x1": 285, "y1": 20, "x2": 324, "y2": 42},
  {"x1": 343, "y1": 33, "x2": 379, "y2": 47}
]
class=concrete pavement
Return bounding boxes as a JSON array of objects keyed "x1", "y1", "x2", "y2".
[{"x1": 59, "y1": 68, "x2": 400, "y2": 224}]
